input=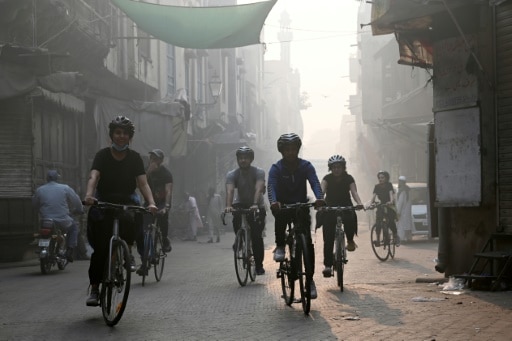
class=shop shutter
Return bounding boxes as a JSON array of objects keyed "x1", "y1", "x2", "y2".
[{"x1": 496, "y1": 3, "x2": 512, "y2": 233}]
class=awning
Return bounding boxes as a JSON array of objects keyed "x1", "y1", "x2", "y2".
[
  {"x1": 112, "y1": 0, "x2": 277, "y2": 49},
  {"x1": 370, "y1": 0, "x2": 466, "y2": 36}
]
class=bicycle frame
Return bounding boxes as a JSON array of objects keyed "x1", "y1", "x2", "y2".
[{"x1": 367, "y1": 203, "x2": 396, "y2": 261}]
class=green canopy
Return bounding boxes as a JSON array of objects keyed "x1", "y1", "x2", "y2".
[{"x1": 112, "y1": 0, "x2": 277, "y2": 49}]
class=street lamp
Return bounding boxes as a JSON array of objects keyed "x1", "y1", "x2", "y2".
[
  {"x1": 196, "y1": 73, "x2": 223, "y2": 106},
  {"x1": 208, "y1": 73, "x2": 223, "y2": 102}
]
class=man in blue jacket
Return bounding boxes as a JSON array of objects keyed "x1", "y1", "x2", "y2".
[{"x1": 267, "y1": 133, "x2": 325, "y2": 299}]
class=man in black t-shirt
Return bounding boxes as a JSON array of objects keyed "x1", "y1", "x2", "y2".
[{"x1": 147, "y1": 149, "x2": 173, "y2": 251}]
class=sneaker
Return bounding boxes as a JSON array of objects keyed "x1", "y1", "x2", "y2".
[
  {"x1": 256, "y1": 267, "x2": 265, "y2": 275},
  {"x1": 163, "y1": 238, "x2": 172, "y2": 253},
  {"x1": 129, "y1": 255, "x2": 136, "y2": 272},
  {"x1": 347, "y1": 240, "x2": 357, "y2": 252},
  {"x1": 310, "y1": 280, "x2": 318, "y2": 299},
  {"x1": 273, "y1": 247, "x2": 285, "y2": 262},
  {"x1": 322, "y1": 266, "x2": 332, "y2": 277},
  {"x1": 86, "y1": 286, "x2": 100, "y2": 307},
  {"x1": 207, "y1": 238, "x2": 213, "y2": 243},
  {"x1": 373, "y1": 240, "x2": 381, "y2": 247},
  {"x1": 65, "y1": 247, "x2": 74, "y2": 262},
  {"x1": 216, "y1": 236, "x2": 220, "y2": 243},
  {"x1": 394, "y1": 235, "x2": 400, "y2": 247},
  {"x1": 136, "y1": 264, "x2": 149, "y2": 276}
]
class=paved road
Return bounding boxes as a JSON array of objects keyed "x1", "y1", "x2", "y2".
[{"x1": 1, "y1": 222, "x2": 511, "y2": 340}]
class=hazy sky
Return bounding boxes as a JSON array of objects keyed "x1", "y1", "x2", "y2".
[{"x1": 262, "y1": 0, "x2": 360, "y2": 159}]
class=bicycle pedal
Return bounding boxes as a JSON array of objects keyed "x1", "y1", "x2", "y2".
[{"x1": 276, "y1": 270, "x2": 282, "y2": 278}]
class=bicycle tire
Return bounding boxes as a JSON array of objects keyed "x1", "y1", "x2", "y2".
[
  {"x1": 101, "y1": 239, "x2": 131, "y2": 326},
  {"x1": 247, "y1": 230, "x2": 257, "y2": 282},
  {"x1": 335, "y1": 231, "x2": 345, "y2": 292},
  {"x1": 153, "y1": 227, "x2": 165, "y2": 282},
  {"x1": 280, "y1": 240, "x2": 295, "y2": 306},
  {"x1": 141, "y1": 230, "x2": 151, "y2": 286},
  {"x1": 234, "y1": 229, "x2": 248, "y2": 286},
  {"x1": 389, "y1": 229, "x2": 396, "y2": 259},
  {"x1": 297, "y1": 233, "x2": 312, "y2": 315},
  {"x1": 371, "y1": 223, "x2": 390, "y2": 261}
]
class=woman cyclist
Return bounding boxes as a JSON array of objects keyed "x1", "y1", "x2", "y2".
[
  {"x1": 83, "y1": 115, "x2": 157, "y2": 306},
  {"x1": 320, "y1": 155, "x2": 364, "y2": 277},
  {"x1": 369, "y1": 170, "x2": 399, "y2": 246}
]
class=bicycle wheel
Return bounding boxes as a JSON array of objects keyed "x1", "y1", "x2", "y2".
[
  {"x1": 297, "y1": 233, "x2": 312, "y2": 315},
  {"x1": 371, "y1": 223, "x2": 390, "y2": 261},
  {"x1": 335, "y1": 231, "x2": 345, "y2": 292},
  {"x1": 153, "y1": 227, "x2": 165, "y2": 282},
  {"x1": 388, "y1": 227, "x2": 396, "y2": 259},
  {"x1": 101, "y1": 240, "x2": 131, "y2": 326},
  {"x1": 280, "y1": 240, "x2": 295, "y2": 306},
  {"x1": 141, "y1": 231, "x2": 151, "y2": 286},
  {"x1": 234, "y1": 229, "x2": 248, "y2": 286},
  {"x1": 247, "y1": 232, "x2": 257, "y2": 282}
]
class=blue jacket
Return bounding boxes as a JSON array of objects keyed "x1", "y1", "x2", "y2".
[{"x1": 268, "y1": 159, "x2": 323, "y2": 204}]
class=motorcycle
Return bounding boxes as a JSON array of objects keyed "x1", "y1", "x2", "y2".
[{"x1": 34, "y1": 219, "x2": 68, "y2": 274}]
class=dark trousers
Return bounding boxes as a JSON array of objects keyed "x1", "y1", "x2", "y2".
[
  {"x1": 376, "y1": 207, "x2": 397, "y2": 235},
  {"x1": 233, "y1": 209, "x2": 266, "y2": 269},
  {"x1": 322, "y1": 210, "x2": 357, "y2": 267},
  {"x1": 272, "y1": 207, "x2": 315, "y2": 274},
  {"x1": 87, "y1": 207, "x2": 136, "y2": 285}
]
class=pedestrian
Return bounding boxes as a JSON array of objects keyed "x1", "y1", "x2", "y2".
[
  {"x1": 83, "y1": 115, "x2": 157, "y2": 306},
  {"x1": 32, "y1": 169, "x2": 84, "y2": 262},
  {"x1": 180, "y1": 192, "x2": 203, "y2": 241},
  {"x1": 319, "y1": 155, "x2": 364, "y2": 277},
  {"x1": 206, "y1": 187, "x2": 223, "y2": 243},
  {"x1": 225, "y1": 146, "x2": 267, "y2": 275},
  {"x1": 267, "y1": 133, "x2": 325, "y2": 298},
  {"x1": 396, "y1": 175, "x2": 413, "y2": 242}
]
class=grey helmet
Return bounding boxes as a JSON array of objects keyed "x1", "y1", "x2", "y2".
[
  {"x1": 236, "y1": 146, "x2": 254, "y2": 160},
  {"x1": 109, "y1": 115, "x2": 135, "y2": 138}
]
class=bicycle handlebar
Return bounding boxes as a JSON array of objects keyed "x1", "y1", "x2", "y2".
[
  {"x1": 365, "y1": 202, "x2": 388, "y2": 210},
  {"x1": 320, "y1": 205, "x2": 363, "y2": 213},
  {"x1": 280, "y1": 202, "x2": 315, "y2": 210},
  {"x1": 221, "y1": 208, "x2": 259, "y2": 225},
  {"x1": 82, "y1": 200, "x2": 150, "y2": 213}
]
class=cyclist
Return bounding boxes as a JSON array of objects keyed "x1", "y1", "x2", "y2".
[
  {"x1": 145, "y1": 149, "x2": 173, "y2": 252},
  {"x1": 225, "y1": 146, "x2": 266, "y2": 275},
  {"x1": 268, "y1": 133, "x2": 325, "y2": 299},
  {"x1": 319, "y1": 155, "x2": 364, "y2": 277},
  {"x1": 32, "y1": 169, "x2": 84, "y2": 262},
  {"x1": 83, "y1": 115, "x2": 157, "y2": 306},
  {"x1": 369, "y1": 170, "x2": 399, "y2": 246}
]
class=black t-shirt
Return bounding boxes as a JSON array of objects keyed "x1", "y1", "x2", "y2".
[
  {"x1": 323, "y1": 172, "x2": 355, "y2": 206},
  {"x1": 91, "y1": 147, "x2": 145, "y2": 204},
  {"x1": 373, "y1": 182, "x2": 394, "y2": 203},
  {"x1": 147, "y1": 166, "x2": 173, "y2": 205}
]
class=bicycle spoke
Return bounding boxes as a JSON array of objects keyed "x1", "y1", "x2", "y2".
[
  {"x1": 234, "y1": 230, "x2": 248, "y2": 286},
  {"x1": 101, "y1": 241, "x2": 131, "y2": 326},
  {"x1": 280, "y1": 241, "x2": 295, "y2": 306},
  {"x1": 371, "y1": 224, "x2": 390, "y2": 261}
]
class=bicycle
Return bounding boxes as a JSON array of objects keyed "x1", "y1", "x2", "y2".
[
  {"x1": 367, "y1": 202, "x2": 397, "y2": 261},
  {"x1": 319, "y1": 206, "x2": 361, "y2": 292},
  {"x1": 138, "y1": 214, "x2": 167, "y2": 286},
  {"x1": 221, "y1": 208, "x2": 257, "y2": 286},
  {"x1": 85, "y1": 200, "x2": 149, "y2": 326},
  {"x1": 276, "y1": 202, "x2": 315, "y2": 315}
]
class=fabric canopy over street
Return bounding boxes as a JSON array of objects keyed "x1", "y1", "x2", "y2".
[{"x1": 112, "y1": 0, "x2": 277, "y2": 49}]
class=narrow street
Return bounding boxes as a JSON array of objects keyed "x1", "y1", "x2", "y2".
[{"x1": 0, "y1": 221, "x2": 510, "y2": 340}]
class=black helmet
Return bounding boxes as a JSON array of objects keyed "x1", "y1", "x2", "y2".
[
  {"x1": 236, "y1": 146, "x2": 254, "y2": 160},
  {"x1": 328, "y1": 155, "x2": 346, "y2": 170},
  {"x1": 277, "y1": 133, "x2": 302, "y2": 152},
  {"x1": 109, "y1": 115, "x2": 135, "y2": 138},
  {"x1": 377, "y1": 170, "x2": 390, "y2": 181}
]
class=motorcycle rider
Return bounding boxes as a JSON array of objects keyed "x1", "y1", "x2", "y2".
[{"x1": 32, "y1": 170, "x2": 84, "y2": 262}]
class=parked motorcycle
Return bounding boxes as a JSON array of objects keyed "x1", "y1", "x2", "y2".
[{"x1": 35, "y1": 219, "x2": 67, "y2": 274}]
